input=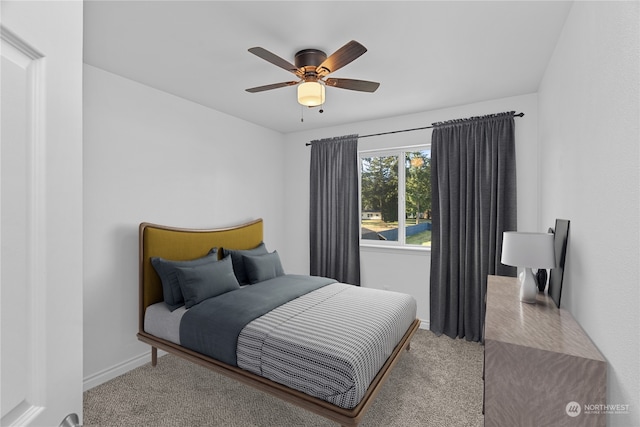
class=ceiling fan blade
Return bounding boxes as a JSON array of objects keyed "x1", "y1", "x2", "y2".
[
  {"x1": 245, "y1": 81, "x2": 299, "y2": 93},
  {"x1": 317, "y1": 40, "x2": 367, "y2": 76},
  {"x1": 248, "y1": 47, "x2": 299, "y2": 75},
  {"x1": 324, "y1": 78, "x2": 380, "y2": 92}
]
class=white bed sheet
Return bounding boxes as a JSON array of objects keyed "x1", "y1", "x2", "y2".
[{"x1": 144, "y1": 302, "x2": 186, "y2": 345}]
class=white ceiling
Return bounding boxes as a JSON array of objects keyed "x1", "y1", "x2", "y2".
[{"x1": 83, "y1": 1, "x2": 573, "y2": 134}]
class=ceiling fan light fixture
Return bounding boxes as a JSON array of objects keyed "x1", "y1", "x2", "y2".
[{"x1": 297, "y1": 81, "x2": 325, "y2": 107}]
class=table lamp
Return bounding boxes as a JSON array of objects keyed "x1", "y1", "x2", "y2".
[{"x1": 501, "y1": 232, "x2": 556, "y2": 304}]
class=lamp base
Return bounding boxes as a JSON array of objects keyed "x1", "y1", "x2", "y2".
[
  {"x1": 519, "y1": 267, "x2": 538, "y2": 304},
  {"x1": 536, "y1": 268, "x2": 548, "y2": 292}
]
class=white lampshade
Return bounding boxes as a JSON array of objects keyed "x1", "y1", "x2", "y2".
[
  {"x1": 297, "y1": 81, "x2": 325, "y2": 107},
  {"x1": 501, "y1": 232, "x2": 556, "y2": 269}
]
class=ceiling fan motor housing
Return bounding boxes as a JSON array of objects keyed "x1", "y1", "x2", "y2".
[{"x1": 295, "y1": 49, "x2": 328, "y2": 77}]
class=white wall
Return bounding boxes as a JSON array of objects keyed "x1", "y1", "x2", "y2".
[
  {"x1": 282, "y1": 94, "x2": 539, "y2": 326},
  {"x1": 82, "y1": 65, "x2": 286, "y2": 388},
  {"x1": 538, "y1": 2, "x2": 639, "y2": 425}
]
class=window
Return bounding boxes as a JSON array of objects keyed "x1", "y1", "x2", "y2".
[{"x1": 360, "y1": 146, "x2": 431, "y2": 247}]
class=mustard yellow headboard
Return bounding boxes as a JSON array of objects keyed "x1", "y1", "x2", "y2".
[{"x1": 138, "y1": 218, "x2": 264, "y2": 331}]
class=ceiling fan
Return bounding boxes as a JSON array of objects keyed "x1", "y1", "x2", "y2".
[{"x1": 245, "y1": 40, "x2": 380, "y2": 107}]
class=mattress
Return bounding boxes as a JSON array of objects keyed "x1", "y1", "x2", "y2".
[{"x1": 144, "y1": 281, "x2": 417, "y2": 409}]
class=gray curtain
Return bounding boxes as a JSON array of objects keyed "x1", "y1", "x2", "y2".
[
  {"x1": 309, "y1": 135, "x2": 361, "y2": 285},
  {"x1": 429, "y1": 112, "x2": 517, "y2": 342}
]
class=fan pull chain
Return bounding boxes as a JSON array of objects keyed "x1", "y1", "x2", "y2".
[{"x1": 300, "y1": 105, "x2": 304, "y2": 122}]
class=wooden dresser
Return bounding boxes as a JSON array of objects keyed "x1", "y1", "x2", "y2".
[{"x1": 484, "y1": 275, "x2": 606, "y2": 427}]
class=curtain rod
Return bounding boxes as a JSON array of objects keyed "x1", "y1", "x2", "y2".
[{"x1": 306, "y1": 112, "x2": 524, "y2": 146}]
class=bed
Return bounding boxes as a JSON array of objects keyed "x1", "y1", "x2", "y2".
[{"x1": 138, "y1": 218, "x2": 420, "y2": 427}]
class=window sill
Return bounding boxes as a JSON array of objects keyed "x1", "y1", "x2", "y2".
[{"x1": 359, "y1": 243, "x2": 431, "y2": 255}]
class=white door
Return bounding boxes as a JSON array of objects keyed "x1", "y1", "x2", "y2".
[{"x1": 1, "y1": 2, "x2": 83, "y2": 426}]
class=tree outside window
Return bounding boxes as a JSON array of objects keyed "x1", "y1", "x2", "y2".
[{"x1": 360, "y1": 147, "x2": 431, "y2": 247}]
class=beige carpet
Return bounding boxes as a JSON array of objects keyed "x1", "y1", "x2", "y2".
[{"x1": 83, "y1": 329, "x2": 483, "y2": 426}]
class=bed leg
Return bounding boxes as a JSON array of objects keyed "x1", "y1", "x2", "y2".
[
  {"x1": 151, "y1": 346, "x2": 158, "y2": 366},
  {"x1": 406, "y1": 341, "x2": 411, "y2": 351}
]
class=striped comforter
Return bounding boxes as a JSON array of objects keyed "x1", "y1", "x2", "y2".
[{"x1": 237, "y1": 283, "x2": 417, "y2": 409}]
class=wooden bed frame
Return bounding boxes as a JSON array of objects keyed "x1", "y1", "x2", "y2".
[{"x1": 138, "y1": 218, "x2": 420, "y2": 427}]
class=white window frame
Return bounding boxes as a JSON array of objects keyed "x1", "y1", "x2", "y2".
[{"x1": 358, "y1": 144, "x2": 431, "y2": 250}]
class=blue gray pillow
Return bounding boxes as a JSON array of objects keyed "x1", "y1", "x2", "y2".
[
  {"x1": 150, "y1": 250, "x2": 217, "y2": 311},
  {"x1": 222, "y1": 242, "x2": 268, "y2": 285},
  {"x1": 174, "y1": 255, "x2": 240, "y2": 308},
  {"x1": 242, "y1": 251, "x2": 285, "y2": 284}
]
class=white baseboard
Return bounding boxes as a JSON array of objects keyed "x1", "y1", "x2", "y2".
[
  {"x1": 83, "y1": 349, "x2": 167, "y2": 392},
  {"x1": 419, "y1": 318, "x2": 430, "y2": 330}
]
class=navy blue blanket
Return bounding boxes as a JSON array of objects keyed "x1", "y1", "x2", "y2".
[{"x1": 179, "y1": 274, "x2": 335, "y2": 366}]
